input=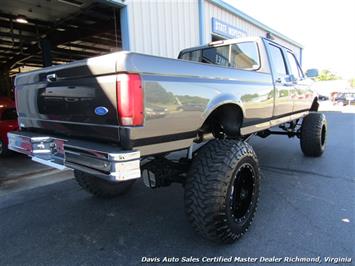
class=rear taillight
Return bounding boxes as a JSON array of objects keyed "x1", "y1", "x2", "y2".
[{"x1": 116, "y1": 73, "x2": 144, "y2": 126}]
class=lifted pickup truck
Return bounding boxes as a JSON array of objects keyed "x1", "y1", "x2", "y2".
[{"x1": 9, "y1": 37, "x2": 326, "y2": 243}]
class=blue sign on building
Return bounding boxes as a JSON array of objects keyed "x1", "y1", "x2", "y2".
[{"x1": 211, "y1": 18, "x2": 247, "y2": 39}]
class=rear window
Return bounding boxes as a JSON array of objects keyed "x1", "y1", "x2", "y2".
[
  {"x1": 179, "y1": 41, "x2": 260, "y2": 70},
  {"x1": 1, "y1": 108, "x2": 17, "y2": 121},
  {"x1": 180, "y1": 50, "x2": 201, "y2": 62},
  {"x1": 180, "y1": 46, "x2": 229, "y2": 67},
  {"x1": 201, "y1": 46, "x2": 229, "y2": 66}
]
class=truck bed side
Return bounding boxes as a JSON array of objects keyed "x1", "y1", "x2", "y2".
[{"x1": 119, "y1": 52, "x2": 274, "y2": 154}]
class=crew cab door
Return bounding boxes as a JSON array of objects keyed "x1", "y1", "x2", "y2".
[
  {"x1": 284, "y1": 51, "x2": 313, "y2": 112},
  {"x1": 265, "y1": 42, "x2": 294, "y2": 117}
]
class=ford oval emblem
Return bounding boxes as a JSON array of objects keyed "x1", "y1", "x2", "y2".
[{"x1": 95, "y1": 106, "x2": 109, "y2": 116}]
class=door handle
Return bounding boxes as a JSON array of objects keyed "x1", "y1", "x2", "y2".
[
  {"x1": 275, "y1": 77, "x2": 294, "y2": 86},
  {"x1": 46, "y1": 73, "x2": 57, "y2": 82},
  {"x1": 275, "y1": 77, "x2": 282, "y2": 84}
]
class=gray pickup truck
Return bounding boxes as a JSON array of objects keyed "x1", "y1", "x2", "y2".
[{"x1": 8, "y1": 37, "x2": 326, "y2": 243}]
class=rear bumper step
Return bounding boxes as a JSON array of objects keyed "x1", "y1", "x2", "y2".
[{"x1": 7, "y1": 131, "x2": 141, "y2": 182}]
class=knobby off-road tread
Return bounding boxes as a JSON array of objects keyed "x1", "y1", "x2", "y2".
[
  {"x1": 300, "y1": 112, "x2": 327, "y2": 157},
  {"x1": 184, "y1": 139, "x2": 260, "y2": 243},
  {"x1": 74, "y1": 170, "x2": 135, "y2": 198}
]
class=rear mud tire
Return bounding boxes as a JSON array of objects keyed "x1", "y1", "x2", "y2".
[{"x1": 184, "y1": 139, "x2": 260, "y2": 243}]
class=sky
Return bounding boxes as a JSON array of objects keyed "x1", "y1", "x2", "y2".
[{"x1": 223, "y1": 0, "x2": 355, "y2": 79}]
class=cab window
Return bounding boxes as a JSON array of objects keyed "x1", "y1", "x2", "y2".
[
  {"x1": 230, "y1": 42, "x2": 260, "y2": 70},
  {"x1": 286, "y1": 51, "x2": 304, "y2": 80},
  {"x1": 268, "y1": 44, "x2": 287, "y2": 76}
]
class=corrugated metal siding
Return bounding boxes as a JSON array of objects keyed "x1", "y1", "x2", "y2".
[
  {"x1": 204, "y1": 1, "x2": 265, "y2": 40},
  {"x1": 203, "y1": 0, "x2": 301, "y2": 60},
  {"x1": 124, "y1": 0, "x2": 301, "y2": 61},
  {"x1": 126, "y1": 0, "x2": 199, "y2": 58}
]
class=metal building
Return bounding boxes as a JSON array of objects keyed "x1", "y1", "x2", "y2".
[
  {"x1": 0, "y1": 0, "x2": 303, "y2": 96},
  {"x1": 121, "y1": 0, "x2": 303, "y2": 63}
]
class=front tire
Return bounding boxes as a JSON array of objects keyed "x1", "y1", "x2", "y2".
[
  {"x1": 300, "y1": 112, "x2": 327, "y2": 157},
  {"x1": 184, "y1": 139, "x2": 260, "y2": 243},
  {"x1": 74, "y1": 170, "x2": 136, "y2": 198}
]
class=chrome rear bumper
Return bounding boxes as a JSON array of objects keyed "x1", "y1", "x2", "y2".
[{"x1": 7, "y1": 131, "x2": 141, "y2": 182}]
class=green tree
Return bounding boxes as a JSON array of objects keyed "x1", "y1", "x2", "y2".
[
  {"x1": 350, "y1": 78, "x2": 355, "y2": 88},
  {"x1": 144, "y1": 83, "x2": 175, "y2": 104},
  {"x1": 315, "y1": 69, "x2": 341, "y2": 81}
]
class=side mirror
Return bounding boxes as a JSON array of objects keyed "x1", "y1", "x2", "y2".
[{"x1": 305, "y1": 68, "x2": 319, "y2": 78}]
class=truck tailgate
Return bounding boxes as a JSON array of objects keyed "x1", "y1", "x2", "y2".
[{"x1": 15, "y1": 53, "x2": 121, "y2": 143}]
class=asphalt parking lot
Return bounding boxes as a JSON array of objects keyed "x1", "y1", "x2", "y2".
[{"x1": 0, "y1": 110, "x2": 354, "y2": 265}]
